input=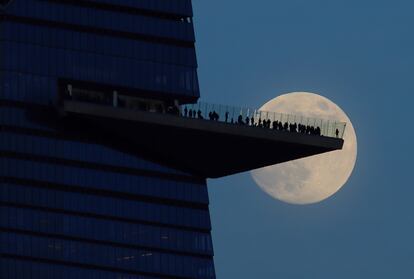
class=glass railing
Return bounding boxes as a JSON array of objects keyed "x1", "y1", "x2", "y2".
[
  {"x1": 63, "y1": 88, "x2": 346, "y2": 139},
  {"x1": 182, "y1": 102, "x2": 346, "y2": 139}
]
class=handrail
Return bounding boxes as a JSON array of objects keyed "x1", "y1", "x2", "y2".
[
  {"x1": 62, "y1": 88, "x2": 346, "y2": 139},
  {"x1": 182, "y1": 102, "x2": 346, "y2": 139}
]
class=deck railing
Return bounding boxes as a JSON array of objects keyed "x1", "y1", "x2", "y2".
[
  {"x1": 182, "y1": 102, "x2": 346, "y2": 139},
  {"x1": 62, "y1": 87, "x2": 346, "y2": 139}
]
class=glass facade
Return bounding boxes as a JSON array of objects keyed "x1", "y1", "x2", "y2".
[{"x1": 1, "y1": 0, "x2": 215, "y2": 278}]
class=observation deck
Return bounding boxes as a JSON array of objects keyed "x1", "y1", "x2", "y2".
[{"x1": 58, "y1": 88, "x2": 345, "y2": 178}]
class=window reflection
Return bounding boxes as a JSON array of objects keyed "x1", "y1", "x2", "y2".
[
  {"x1": 1, "y1": 0, "x2": 215, "y2": 277},
  {"x1": 2, "y1": 232, "x2": 215, "y2": 278},
  {"x1": 1, "y1": 204, "x2": 214, "y2": 255}
]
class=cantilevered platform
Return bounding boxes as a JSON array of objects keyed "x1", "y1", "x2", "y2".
[{"x1": 60, "y1": 100, "x2": 344, "y2": 178}]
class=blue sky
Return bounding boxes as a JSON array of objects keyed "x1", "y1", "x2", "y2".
[{"x1": 192, "y1": 0, "x2": 413, "y2": 278}]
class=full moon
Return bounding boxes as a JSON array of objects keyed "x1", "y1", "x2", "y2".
[{"x1": 251, "y1": 92, "x2": 357, "y2": 205}]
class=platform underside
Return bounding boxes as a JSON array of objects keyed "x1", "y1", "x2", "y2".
[{"x1": 61, "y1": 101, "x2": 344, "y2": 178}]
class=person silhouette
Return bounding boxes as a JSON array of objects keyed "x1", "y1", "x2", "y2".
[
  {"x1": 215, "y1": 111, "x2": 219, "y2": 121},
  {"x1": 336, "y1": 128, "x2": 339, "y2": 138},
  {"x1": 225, "y1": 111, "x2": 229, "y2": 123},
  {"x1": 184, "y1": 107, "x2": 188, "y2": 117}
]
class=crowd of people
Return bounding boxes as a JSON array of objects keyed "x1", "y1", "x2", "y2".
[
  {"x1": 66, "y1": 90, "x2": 340, "y2": 138},
  {"x1": 181, "y1": 107, "x2": 340, "y2": 137}
]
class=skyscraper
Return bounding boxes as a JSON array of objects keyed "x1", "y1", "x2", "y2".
[
  {"x1": 1, "y1": 1, "x2": 215, "y2": 278},
  {"x1": 1, "y1": 1, "x2": 346, "y2": 278}
]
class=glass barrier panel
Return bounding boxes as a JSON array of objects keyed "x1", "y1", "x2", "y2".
[
  {"x1": 181, "y1": 102, "x2": 346, "y2": 138},
  {"x1": 63, "y1": 90, "x2": 347, "y2": 139}
]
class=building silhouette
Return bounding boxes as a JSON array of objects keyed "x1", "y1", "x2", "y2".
[
  {"x1": 0, "y1": 1, "x2": 344, "y2": 278},
  {"x1": 1, "y1": 1, "x2": 216, "y2": 278}
]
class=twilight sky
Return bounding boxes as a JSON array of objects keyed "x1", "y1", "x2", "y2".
[{"x1": 192, "y1": 0, "x2": 413, "y2": 278}]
